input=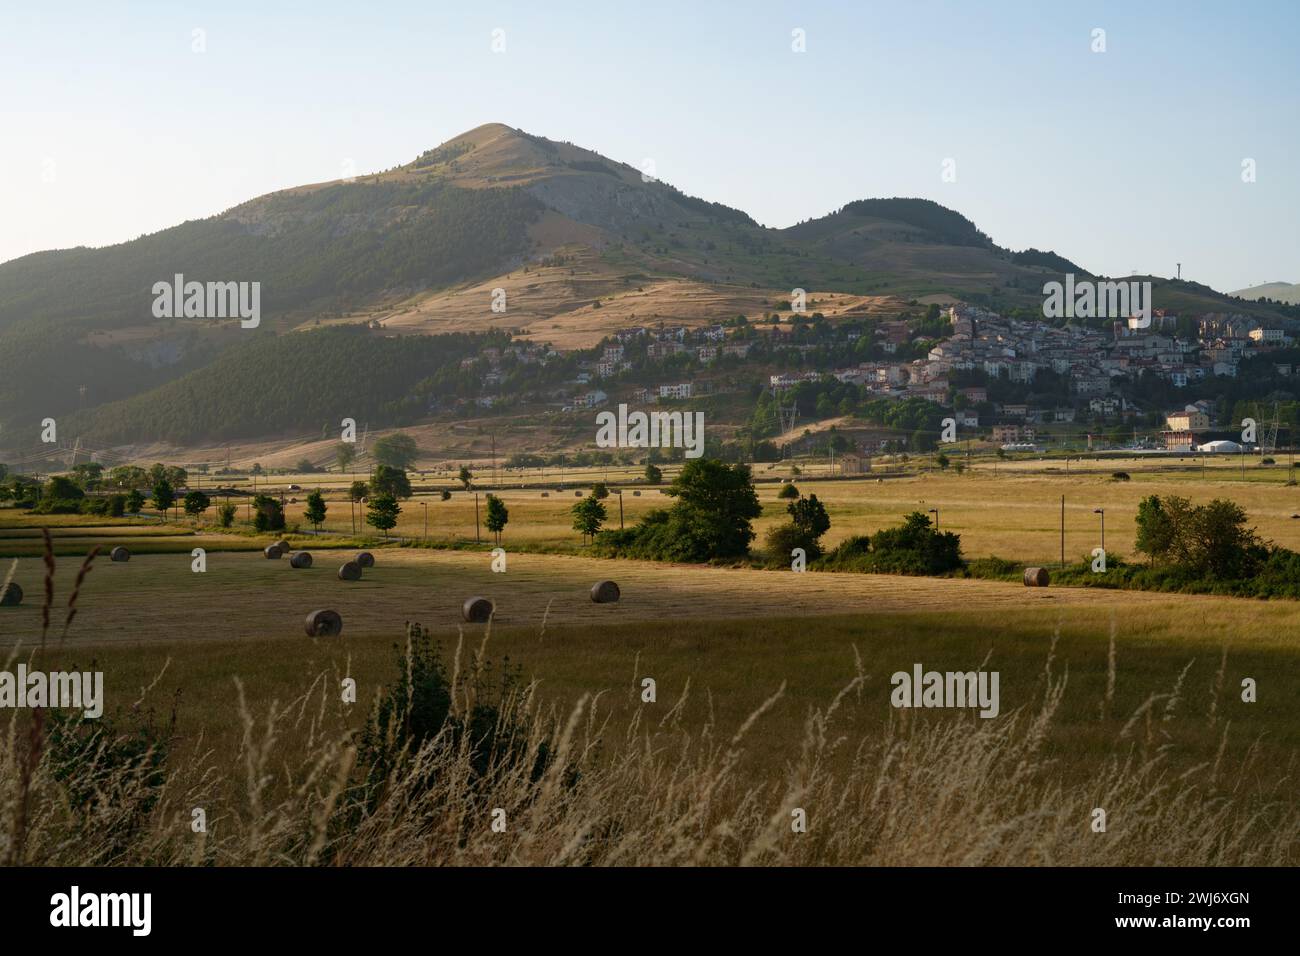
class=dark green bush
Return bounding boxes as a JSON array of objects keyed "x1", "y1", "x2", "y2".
[
  {"x1": 594, "y1": 460, "x2": 761, "y2": 562},
  {"x1": 45, "y1": 704, "x2": 172, "y2": 862},
  {"x1": 355, "y1": 622, "x2": 557, "y2": 811},
  {"x1": 821, "y1": 511, "x2": 963, "y2": 575},
  {"x1": 252, "y1": 494, "x2": 285, "y2": 532}
]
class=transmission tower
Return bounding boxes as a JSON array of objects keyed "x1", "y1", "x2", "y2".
[
  {"x1": 772, "y1": 386, "x2": 799, "y2": 435},
  {"x1": 1262, "y1": 401, "x2": 1281, "y2": 455}
]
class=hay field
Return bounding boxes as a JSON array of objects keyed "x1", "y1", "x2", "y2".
[
  {"x1": 232, "y1": 464, "x2": 1300, "y2": 563},
  {"x1": 7, "y1": 459, "x2": 1300, "y2": 563},
  {"x1": 5, "y1": 545, "x2": 1300, "y2": 650},
  {"x1": 3, "y1": 495, "x2": 1297, "y2": 865},
  {"x1": 4, "y1": 551, "x2": 1296, "y2": 866}
]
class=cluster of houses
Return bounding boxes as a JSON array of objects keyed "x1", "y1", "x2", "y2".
[
  {"x1": 809, "y1": 306, "x2": 1292, "y2": 413},
  {"x1": 453, "y1": 300, "x2": 1292, "y2": 454},
  {"x1": 566, "y1": 326, "x2": 741, "y2": 410},
  {"x1": 769, "y1": 305, "x2": 1292, "y2": 448}
]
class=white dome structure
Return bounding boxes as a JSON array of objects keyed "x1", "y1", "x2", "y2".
[{"x1": 1198, "y1": 440, "x2": 1242, "y2": 453}]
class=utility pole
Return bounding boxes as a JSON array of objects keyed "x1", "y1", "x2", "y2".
[
  {"x1": 474, "y1": 492, "x2": 481, "y2": 543},
  {"x1": 618, "y1": 490, "x2": 624, "y2": 529},
  {"x1": 1060, "y1": 495, "x2": 1065, "y2": 568}
]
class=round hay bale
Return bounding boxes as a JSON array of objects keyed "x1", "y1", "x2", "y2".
[
  {"x1": 590, "y1": 580, "x2": 620, "y2": 604},
  {"x1": 338, "y1": 561, "x2": 362, "y2": 581},
  {"x1": 272, "y1": 539, "x2": 291, "y2": 555},
  {"x1": 462, "y1": 596, "x2": 494, "y2": 623},
  {"x1": 110, "y1": 546, "x2": 131, "y2": 563},
  {"x1": 541, "y1": 492, "x2": 550, "y2": 498},
  {"x1": 632, "y1": 490, "x2": 641, "y2": 496},
  {"x1": 289, "y1": 551, "x2": 313, "y2": 569},
  {"x1": 304, "y1": 609, "x2": 342, "y2": 637},
  {"x1": 264, "y1": 545, "x2": 283, "y2": 559},
  {"x1": 575, "y1": 491, "x2": 583, "y2": 497},
  {"x1": 0, "y1": 582, "x2": 22, "y2": 607},
  {"x1": 354, "y1": 551, "x2": 375, "y2": 568},
  {"x1": 1023, "y1": 567, "x2": 1050, "y2": 587}
]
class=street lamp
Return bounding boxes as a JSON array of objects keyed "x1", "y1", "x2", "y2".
[
  {"x1": 1093, "y1": 508, "x2": 1105, "y2": 551},
  {"x1": 929, "y1": 507, "x2": 939, "y2": 531},
  {"x1": 421, "y1": 500, "x2": 428, "y2": 542}
]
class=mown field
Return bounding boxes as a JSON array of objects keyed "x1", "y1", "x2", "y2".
[
  {"x1": 3, "y1": 546, "x2": 1298, "y2": 780},
  {"x1": 9, "y1": 457, "x2": 1298, "y2": 563},
  {"x1": 2, "y1": 468, "x2": 1297, "y2": 864}
]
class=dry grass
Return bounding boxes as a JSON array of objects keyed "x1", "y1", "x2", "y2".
[
  {"x1": 9, "y1": 545, "x2": 1300, "y2": 648},
  {"x1": 2, "y1": 469, "x2": 1298, "y2": 867},
  {"x1": 1, "y1": 623, "x2": 1293, "y2": 866},
  {"x1": 12, "y1": 458, "x2": 1292, "y2": 566}
]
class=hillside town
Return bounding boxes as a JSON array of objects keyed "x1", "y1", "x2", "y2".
[{"x1": 451, "y1": 302, "x2": 1296, "y2": 454}]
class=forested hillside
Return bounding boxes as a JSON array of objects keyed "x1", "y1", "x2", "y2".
[
  {"x1": 0, "y1": 180, "x2": 543, "y2": 427},
  {"x1": 64, "y1": 326, "x2": 495, "y2": 444}
]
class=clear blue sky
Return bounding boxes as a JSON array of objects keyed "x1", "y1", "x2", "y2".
[{"x1": 2, "y1": 0, "x2": 1296, "y2": 292}]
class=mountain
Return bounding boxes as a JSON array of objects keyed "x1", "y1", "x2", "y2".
[
  {"x1": 0, "y1": 122, "x2": 1290, "y2": 453},
  {"x1": 1231, "y1": 281, "x2": 1300, "y2": 306}
]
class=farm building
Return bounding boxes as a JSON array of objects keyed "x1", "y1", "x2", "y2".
[{"x1": 839, "y1": 453, "x2": 871, "y2": 476}]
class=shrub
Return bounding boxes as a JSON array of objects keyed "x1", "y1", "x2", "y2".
[
  {"x1": 765, "y1": 523, "x2": 818, "y2": 562},
  {"x1": 823, "y1": 512, "x2": 963, "y2": 575},
  {"x1": 1135, "y1": 494, "x2": 1263, "y2": 579},
  {"x1": 1111, "y1": 471, "x2": 1131, "y2": 481},
  {"x1": 371, "y1": 464, "x2": 412, "y2": 499},
  {"x1": 31, "y1": 498, "x2": 84, "y2": 515},
  {"x1": 596, "y1": 460, "x2": 761, "y2": 562},
  {"x1": 252, "y1": 494, "x2": 285, "y2": 532},
  {"x1": 355, "y1": 622, "x2": 555, "y2": 809},
  {"x1": 183, "y1": 490, "x2": 211, "y2": 519},
  {"x1": 44, "y1": 475, "x2": 84, "y2": 501},
  {"x1": 44, "y1": 704, "x2": 172, "y2": 862},
  {"x1": 777, "y1": 483, "x2": 800, "y2": 499},
  {"x1": 217, "y1": 502, "x2": 237, "y2": 527}
]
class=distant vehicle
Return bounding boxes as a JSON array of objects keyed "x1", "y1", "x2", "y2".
[{"x1": 288, "y1": 483, "x2": 302, "y2": 491}]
